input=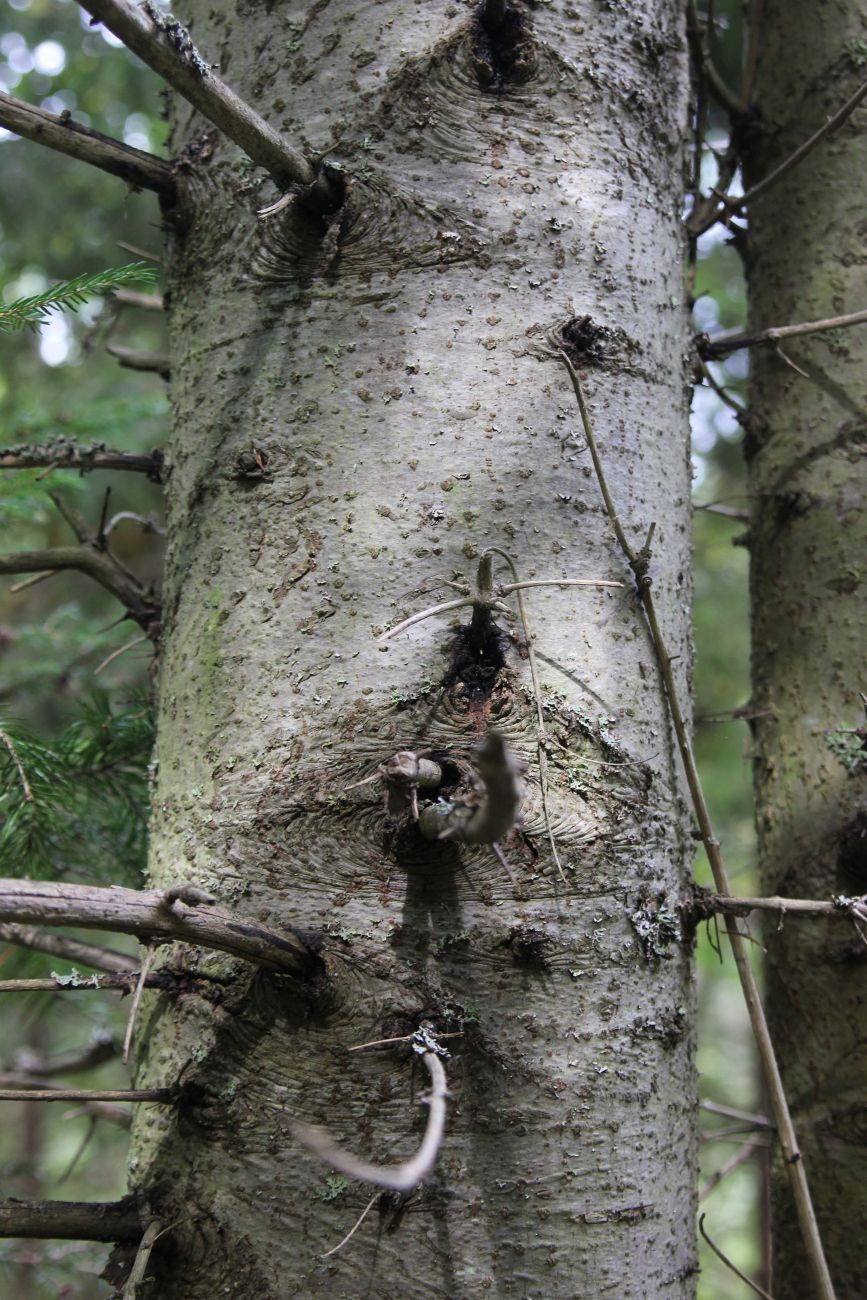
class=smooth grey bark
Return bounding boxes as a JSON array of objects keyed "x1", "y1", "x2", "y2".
[
  {"x1": 745, "y1": 5, "x2": 867, "y2": 1296},
  {"x1": 132, "y1": 3, "x2": 696, "y2": 1296}
]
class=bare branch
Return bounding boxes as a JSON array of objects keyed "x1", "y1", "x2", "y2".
[
  {"x1": 699, "y1": 1214, "x2": 776, "y2": 1299},
  {"x1": 0, "y1": 1087, "x2": 171, "y2": 1103},
  {"x1": 728, "y1": 77, "x2": 867, "y2": 215},
  {"x1": 700, "y1": 1141, "x2": 764, "y2": 1202},
  {"x1": 0, "y1": 545, "x2": 159, "y2": 633},
  {"x1": 8, "y1": 1032, "x2": 116, "y2": 1079},
  {"x1": 114, "y1": 288, "x2": 164, "y2": 311},
  {"x1": 321, "y1": 1194, "x2": 380, "y2": 1260},
  {"x1": 0, "y1": 91, "x2": 174, "y2": 195},
  {"x1": 699, "y1": 307, "x2": 867, "y2": 358},
  {"x1": 0, "y1": 878, "x2": 319, "y2": 979},
  {"x1": 0, "y1": 1197, "x2": 142, "y2": 1242},
  {"x1": 551, "y1": 340, "x2": 836, "y2": 1300},
  {"x1": 106, "y1": 345, "x2": 170, "y2": 380},
  {"x1": 417, "y1": 731, "x2": 523, "y2": 845},
  {"x1": 696, "y1": 892, "x2": 867, "y2": 925},
  {"x1": 0, "y1": 923, "x2": 135, "y2": 973},
  {"x1": 292, "y1": 1037, "x2": 448, "y2": 1193},
  {"x1": 123, "y1": 1218, "x2": 164, "y2": 1299},
  {"x1": 77, "y1": 0, "x2": 317, "y2": 193},
  {"x1": 0, "y1": 442, "x2": 164, "y2": 482},
  {"x1": 685, "y1": 0, "x2": 748, "y2": 119}
]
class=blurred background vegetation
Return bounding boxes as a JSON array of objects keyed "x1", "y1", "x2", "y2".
[{"x1": 0, "y1": 1, "x2": 764, "y2": 1295}]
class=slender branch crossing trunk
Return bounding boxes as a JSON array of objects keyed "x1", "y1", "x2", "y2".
[
  {"x1": 745, "y1": 5, "x2": 867, "y2": 1295},
  {"x1": 132, "y1": 3, "x2": 696, "y2": 1294}
]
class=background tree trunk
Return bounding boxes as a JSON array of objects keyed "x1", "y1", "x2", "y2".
[
  {"x1": 745, "y1": 5, "x2": 867, "y2": 1296},
  {"x1": 132, "y1": 3, "x2": 696, "y2": 1295}
]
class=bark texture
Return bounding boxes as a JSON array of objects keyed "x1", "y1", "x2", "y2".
[
  {"x1": 745, "y1": 5, "x2": 867, "y2": 1296},
  {"x1": 133, "y1": 2, "x2": 696, "y2": 1295}
]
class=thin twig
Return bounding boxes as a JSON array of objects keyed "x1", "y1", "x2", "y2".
[
  {"x1": 379, "y1": 596, "x2": 477, "y2": 642},
  {"x1": 0, "y1": 923, "x2": 135, "y2": 974},
  {"x1": 320, "y1": 1194, "x2": 380, "y2": 1260},
  {"x1": 700, "y1": 306, "x2": 867, "y2": 358},
  {"x1": 497, "y1": 578, "x2": 622, "y2": 594},
  {"x1": 685, "y1": 0, "x2": 748, "y2": 118},
  {"x1": 700, "y1": 1140, "x2": 763, "y2": 1202},
  {"x1": 699, "y1": 1214, "x2": 776, "y2": 1299},
  {"x1": 95, "y1": 635, "x2": 148, "y2": 677},
  {"x1": 0, "y1": 729, "x2": 33, "y2": 801},
  {"x1": 0, "y1": 1088, "x2": 172, "y2": 1103},
  {"x1": 0, "y1": 879, "x2": 317, "y2": 978},
  {"x1": 695, "y1": 353, "x2": 748, "y2": 417},
  {"x1": 114, "y1": 288, "x2": 164, "y2": 311},
  {"x1": 552, "y1": 342, "x2": 836, "y2": 1300},
  {"x1": 293, "y1": 1036, "x2": 448, "y2": 1193},
  {"x1": 702, "y1": 1099, "x2": 771, "y2": 1127},
  {"x1": 8, "y1": 570, "x2": 58, "y2": 593},
  {"x1": 484, "y1": 547, "x2": 568, "y2": 884},
  {"x1": 728, "y1": 77, "x2": 867, "y2": 215},
  {"x1": 697, "y1": 893, "x2": 867, "y2": 923},
  {"x1": 123, "y1": 944, "x2": 155, "y2": 1065},
  {"x1": 0, "y1": 91, "x2": 174, "y2": 195}
]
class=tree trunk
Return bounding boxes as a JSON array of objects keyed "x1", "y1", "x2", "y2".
[
  {"x1": 132, "y1": 3, "x2": 696, "y2": 1295},
  {"x1": 745, "y1": 5, "x2": 867, "y2": 1296}
]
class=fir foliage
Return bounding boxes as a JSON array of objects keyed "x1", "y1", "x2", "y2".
[
  {"x1": 0, "y1": 693, "x2": 153, "y2": 882},
  {"x1": 0, "y1": 263, "x2": 156, "y2": 334}
]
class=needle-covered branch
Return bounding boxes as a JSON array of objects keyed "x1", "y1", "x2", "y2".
[
  {"x1": 0, "y1": 1197, "x2": 142, "y2": 1242},
  {"x1": 292, "y1": 1033, "x2": 449, "y2": 1193},
  {"x1": 76, "y1": 0, "x2": 322, "y2": 195},
  {"x1": 0, "y1": 879, "x2": 319, "y2": 979},
  {"x1": 0, "y1": 442, "x2": 164, "y2": 482},
  {"x1": 0, "y1": 91, "x2": 175, "y2": 195}
]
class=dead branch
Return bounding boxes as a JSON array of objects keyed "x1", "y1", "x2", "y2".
[
  {"x1": 292, "y1": 1031, "x2": 448, "y2": 1193},
  {"x1": 105, "y1": 345, "x2": 170, "y2": 380},
  {"x1": 0, "y1": 91, "x2": 174, "y2": 195},
  {"x1": 8, "y1": 1032, "x2": 116, "y2": 1078},
  {"x1": 114, "y1": 288, "x2": 164, "y2": 311},
  {"x1": 699, "y1": 1214, "x2": 776, "y2": 1300},
  {"x1": 700, "y1": 1141, "x2": 764, "y2": 1202},
  {"x1": 685, "y1": 0, "x2": 748, "y2": 119},
  {"x1": 0, "y1": 442, "x2": 164, "y2": 482},
  {"x1": 695, "y1": 892, "x2": 867, "y2": 928},
  {"x1": 551, "y1": 339, "x2": 836, "y2": 1300},
  {"x1": 0, "y1": 544, "x2": 159, "y2": 633},
  {"x1": 0, "y1": 878, "x2": 318, "y2": 979},
  {"x1": 417, "y1": 731, "x2": 523, "y2": 845},
  {"x1": 0, "y1": 974, "x2": 172, "y2": 993},
  {"x1": 0, "y1": 1087, "x2": 171, "y2": 1103},
  {"x1": 0, "y1": 1197, "x2": 142, "y2": 1241},
  {"x1": 123, "y1": 1218, "x2": 164, "y2": 1299},
  {"x1": 76, "y1": 0, "x2": 323, "y2": 196},
  {"x1": 0, "y1": 922, "x2": 136, "y2": 973},
  {"x1": 699, "y1": 306, "x2": 867, "y2": 358}
]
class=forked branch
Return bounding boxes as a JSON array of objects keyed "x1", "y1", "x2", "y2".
[
  {"x1": 551, "y1": 339, "x2": 836, "y2": 1300},
  {"x1": 0, "y1": 91, "x2": 174, "y2": 195}
]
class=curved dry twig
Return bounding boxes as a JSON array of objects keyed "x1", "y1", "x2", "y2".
[
  {"x1": 417, "y1": 731, "x2": 523, "y2": 846},
  {"x1": 292, "y1": 1040, "x2": 448, "y2": 1193}
]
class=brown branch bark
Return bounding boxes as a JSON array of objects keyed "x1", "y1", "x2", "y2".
[
  {"x1": 0, "y1": 1087, "x2": 172, "y2": 1103},
  {"x1": 0, "y1": 91, "x2": 175, "y2": 195},
  {"x1": 698, "y1": 306, "x2": 867, "y2": 358},
  {"x1": 0, "y1": 1197, "x2": 142, "y2": 1241},
  {"x1": 76, "y1": 0, "x2": 319, "y2": 193},
  {"x1": 105, "y1": 344, "x2": 170, "y2": 379},
  {"x1": 0, "y1": 879, "x2": 319, "y2": 979},
  {"x1": 0, "y1": 545, "x2": 159, "y2": 633},
  {"x1": 0, "y1": 922, "x2": 136, "y2": 973},
  {"x1": 0, "y1": 442, "x2": 164, "y2": 482}
]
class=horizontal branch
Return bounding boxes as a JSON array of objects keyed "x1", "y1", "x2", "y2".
[
  {"x1": 293, "y1": 1038, "x2": 448, "y2": 1193},
  {"x1": 77, "y1": 0, "x2": 318, "y2": 193},
  {"x1": 0, "y1": 1197, "x2": 142, "y2": 1241},
  {"x1": 0, "y1": 879, "x2": 319, "y2": 979},
  {"x1": 0, "y1": 973, "x2": 177, "y2": 993},
  {"x1": 699, "y1": 306, "x2": 867, "y2": 358},
  {"x1": 105, "y1": 344, "x2": 170, "y2": 380},
  {"x1": 114, "y1": 288, "x2": 164, "y2": 310},
  {"x1": 0, "y1": 442, "x2": 164, "y2": 482},
  {"x1": 0, "y1": 922, "x2": 136, "y2": 973},
  {"x1": 698, "y1": 892, "x2": 867, "y2": 922},
  {"x1": 0, "y1": 1087, "x2": 171, "y2": 1103},
  {"x1": 0, "y1": 91, "x2": 174, "y2": 195}
]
